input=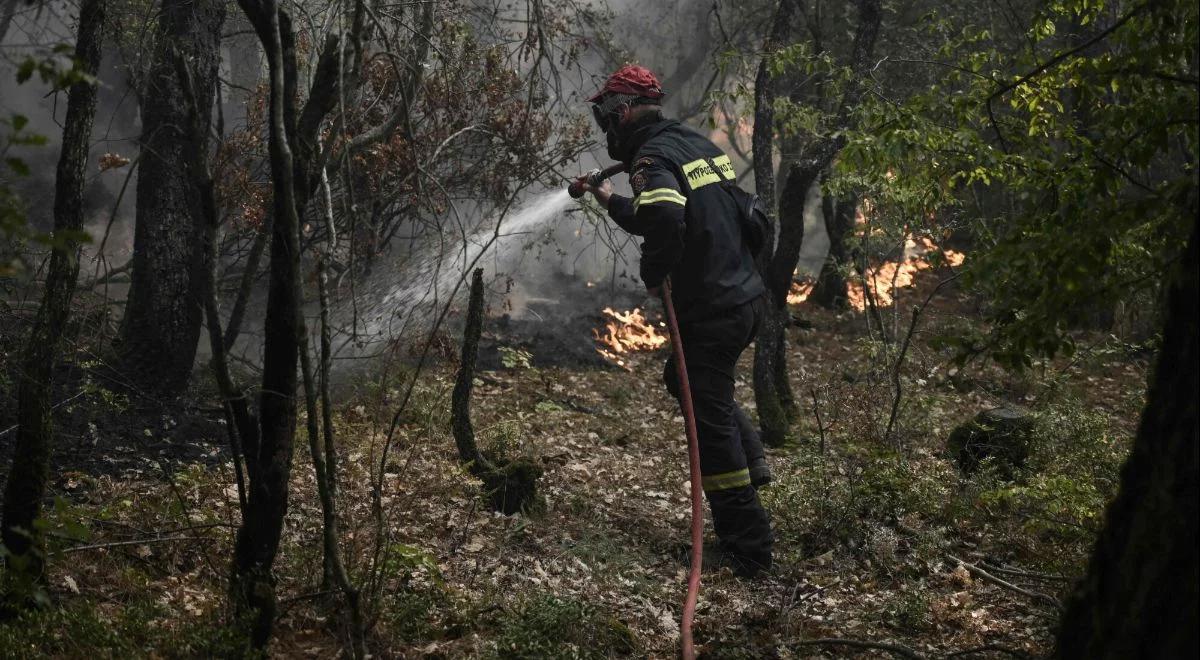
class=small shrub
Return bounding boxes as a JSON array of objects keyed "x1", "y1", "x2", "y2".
[
  {"x1": 491, "y1": 594, "x2": 636, "y2": 659},
  {"x1": 963, "y1": 398, "x2": 1130, "y2": 565},
  {"x1": 0, "y1": 598, "x2": 247, "y2": 657},
  {"x1": 763, "y1": 446, "x2": 955, "y2": 558}
]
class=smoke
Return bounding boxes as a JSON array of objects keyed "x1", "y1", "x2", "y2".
[
  {"x1": 326, "y1": 0, "x2": 833, "y2": 361},
  {"x1": 1, "y1": 0, "x2": 141, "y2": 277}
]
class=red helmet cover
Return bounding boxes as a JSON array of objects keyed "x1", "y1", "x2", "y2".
[{"x1": 587, "y1": 64, "x2": 664, "y2": 103}]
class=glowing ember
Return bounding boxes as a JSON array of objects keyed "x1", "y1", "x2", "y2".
[
  {"x1": 788, "y1": 282, "x2": 813, "y2": 305},
  {"x1": 594, "y1": 307, "x2": 668, "y2": 365},
  {"x1": 788, "y1": 237, "x2": 965, "y2": 310}
]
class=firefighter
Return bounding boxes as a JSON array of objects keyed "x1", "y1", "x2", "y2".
[{"x1": 574, "y1": 65, "x2": 774, "y2": 577}]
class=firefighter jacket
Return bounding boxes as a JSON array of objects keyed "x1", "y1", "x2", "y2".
[{"x1": 608, "y1": 116, "x2": 766, "y2": 322}]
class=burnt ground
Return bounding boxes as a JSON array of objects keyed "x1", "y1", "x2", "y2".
[
  {"x1": 0, "y1": 268, "x2": 1150, "y2": 658},
  {"x1": 478, "y1": 276, "x2": 653, "y2": 370},
  {"x1": 0, "y1": 355, "x2": 228, "y2": 497}
]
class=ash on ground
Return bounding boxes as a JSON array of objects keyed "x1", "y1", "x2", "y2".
[{"x1": 477, "y1": 276, "x2": 657, "y2": 370}]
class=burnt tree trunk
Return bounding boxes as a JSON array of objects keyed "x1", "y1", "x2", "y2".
[
  {"x1": 119, "y1": 0, "x2": 224, "y2": 395},
  {"x1": 750, "y1": 0, "x2": 796, "y2": 448},
  {"x1": 1, "y1": 0, "x2": 105, "y2": 596},
  {"x1": 811, "y1": 189, "x2": 857, "y2": 309},
  {"x1": 452, "y1": 270, "x2": 540, "y2": 515},
  {"x1": 1054, "y1": 217, "x2": 1198, "y2": 657}
]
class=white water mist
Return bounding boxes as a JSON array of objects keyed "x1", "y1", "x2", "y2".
[{"x1": 354, "y1": 189, "x2": 576, "y2": 343}]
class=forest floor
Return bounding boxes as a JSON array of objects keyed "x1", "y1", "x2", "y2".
[{"x1": 0, "y1": 270, "x2": 1150, "y2": 658}]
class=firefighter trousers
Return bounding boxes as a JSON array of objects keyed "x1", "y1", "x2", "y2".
[{"x1": 663, "y1": 298, "x2": 774, "y2": 570}]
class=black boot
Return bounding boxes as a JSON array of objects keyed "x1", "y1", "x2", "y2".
[{"x1": 706, "y1": 486, "x2": 774, "y2": 577}]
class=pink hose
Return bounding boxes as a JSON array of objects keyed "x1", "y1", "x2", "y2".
[{"x1": 660, "y1": 279, "x2": 703, "y2": 660}]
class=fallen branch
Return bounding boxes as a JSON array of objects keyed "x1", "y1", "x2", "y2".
[
  {"x1": 949, "y1": 554, "x2": 1062, "y2": 610},
  {"x1": 944, "y1": 644, "x2": 1034, "y2": 659},
  {"x1": 787, "y1": 637, "x2": 924, "y2": 659},
  {"x1": 52, "y1": 535, "x2": 206, "y2": 555},
  {"x1": 979, "y1": 561, "x2": 1071, "y2": 582}
]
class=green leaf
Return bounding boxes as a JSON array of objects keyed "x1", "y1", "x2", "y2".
[
  {"x1": 16, "y1": 58, "x2": 35, "y2": 83},
  {"x1": 6, "y1": 158, "x2": 29, "y2": 176}
]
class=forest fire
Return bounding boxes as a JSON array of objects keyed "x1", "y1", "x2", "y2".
[
  {"x1": 594, "y1": 307, "x2": 668, "y2": 365},
  {"x1": 788, "y1": 237, "x2": 965, "y2": 310}
]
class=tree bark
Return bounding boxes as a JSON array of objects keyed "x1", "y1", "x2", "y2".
[
  {"x1": 757, "y1": 161, "x2": 817, "y2": 444},
  {"x1": 1054, "y1": 216, "x2": 1198, "y2": 657},
  {"x1": 228, "y1": 2, "x2": 302, "y2": 648},
  {"x1": 452, "y1": 270, "x2": 491, "y2": 470},
  {"x1": 227, "y1": 0, "x2": 366, "y2": 647},
  {"x1": 751, "y1": 0, "x2": 796, "y2": 448},
  {"x1": 451, "y1": 270, "x2": 541, "y2": 514},
  {"x1": 811, "y1": 189, "x2": 857, "y2": 309},
  {"x1": 119, "y1": 0, "x2": 225, "y2": 396},
  {"x1": 1, "y1": 0, "x2": 105, "y2": 597},
  {"x1": 753, "y1": 0, "x2": 882, "y2": 446}
]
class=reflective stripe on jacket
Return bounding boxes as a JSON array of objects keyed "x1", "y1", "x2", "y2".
[{"x1": 608, "y1": 117, "x2": 766, "y2": 322}]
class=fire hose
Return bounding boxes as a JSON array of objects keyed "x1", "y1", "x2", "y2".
[
  {"x1": 660, "y1": 278, "x2": 703, "y2": 660},
  {"x1": 568, "y1": 167, "x2": 703, "y2": 658}
]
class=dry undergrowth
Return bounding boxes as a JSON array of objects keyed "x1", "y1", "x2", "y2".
[{"x1": 0, "y1": 274, "x2": 1148, "y2": 658}]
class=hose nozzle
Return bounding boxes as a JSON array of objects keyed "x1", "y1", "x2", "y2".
[{"x1": 568, "y1": 163, "x2": 626, "y2": 198}]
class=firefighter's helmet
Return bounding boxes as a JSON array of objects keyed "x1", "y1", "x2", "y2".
[{"x1": 587, "y1": 64, "x2": 664, "y2": 103}]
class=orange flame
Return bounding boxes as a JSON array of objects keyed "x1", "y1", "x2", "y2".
[
  {"x1": 594, "y1": 307, "x2": 668, "y2": 366},
  {"x1": 788, "y1": 237, "x2": 965, "y2": 310}
]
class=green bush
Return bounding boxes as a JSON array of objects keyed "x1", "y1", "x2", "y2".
[
  {"x1": 965, "y1": 399, "x2": 1130, "y2": 557},
  {"x1": 491, "y1": 594, "x2": 636, "y2": 659},
  {"x1": 0, "y1": 598, "x2": 248, "y2": 658},
  {"x1": 763, "y1": 446, "x2": 956, "y2": 559}
]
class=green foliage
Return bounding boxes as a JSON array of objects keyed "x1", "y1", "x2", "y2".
[
  {"x1": 490, "y1": 593, "x2": 636, "y2": 659},
  {"x1": 2, "y1": 45, "x2": 101, "y2": 278},
  {"x1": 375, "y1": 545, "x2": 458, "y2": 644},
  {"x1": 881, "y1": 587, "x2": 933, "y2": 633},
  {"x1": 383, "y1": 542, "x2": 444, "y2": 584},
  {"x1": 763, "y1": 446, "x2": 957, "y2": 557},
  {"x1": 839, "y1": 0, "x2": 1198, "y2": 368},
  {"x1": 967, "y1": 400, "x2": 1128, "y2": 546},
  {"x1": 14, "y1": 45, "x2": 99, "y2": 89},
  {"x1": 0, "y1": 598, "x2": 248, "y2": 657},
  {"x1": 499, "y1": 346, "x2": 533, "y2": 370}
]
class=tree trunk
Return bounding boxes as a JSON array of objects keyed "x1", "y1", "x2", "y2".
[
  {"x1": 753, "y1": 0, "x2": 882, "y2": 445},
  {"x1": 227, "y1": 0, "x2": 361, "y2": 646},
  {"x1": 811, "y1": 190, "x2": 857, "y2": 309},
  {"x1": 451, "y1": 270, "x2": 541, "y2": 514},
  {"x1": 758, "y1": 161, "x2": 817, "y2": 440},
  {"x1": 119, "y1": 0, "x2": 224, "y2": 396},
  {"x1": 1054, "y1": 216, "x2": 1198, "y2": 657},
  {"x1": 750, "y1": 0, "x2": 796, "y2": 448},
  {"x1": 228, "y1": 2, "x2": 303, "y2": 648},
  {"x1": 1, "y1": 0, "x2": 105, "y2": 598}
]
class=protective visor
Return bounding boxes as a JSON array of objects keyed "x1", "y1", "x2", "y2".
[{"x1": 590, "y1": 93, "x2": 638, "y2": 132}]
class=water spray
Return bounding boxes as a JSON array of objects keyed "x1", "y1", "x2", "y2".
[{"x1": 567, "y1": 163, "x2": 627, "y2": 198}]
